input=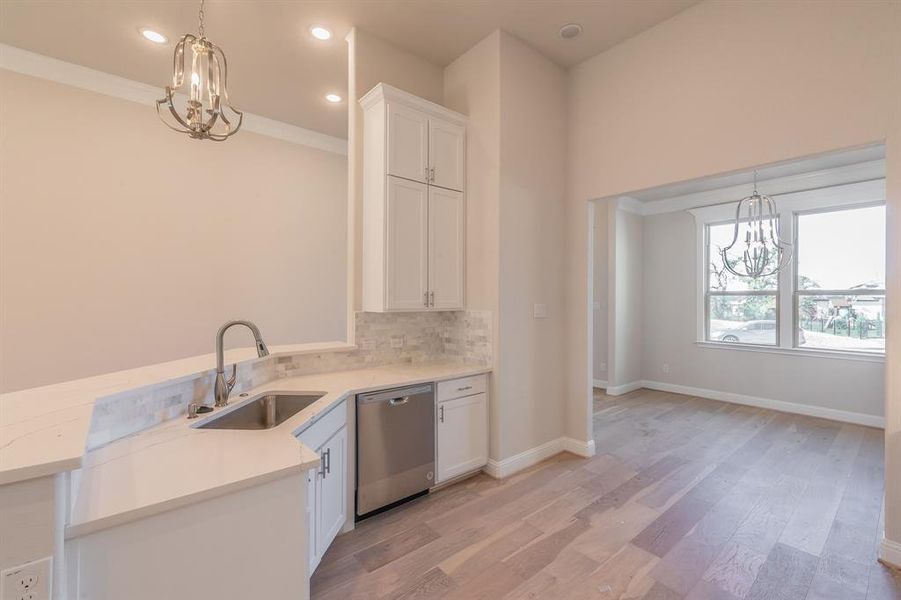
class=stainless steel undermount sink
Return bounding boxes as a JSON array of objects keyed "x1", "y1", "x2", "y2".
[{"x1": 195, "y1": 392, "x2": 326, "y2": 430}]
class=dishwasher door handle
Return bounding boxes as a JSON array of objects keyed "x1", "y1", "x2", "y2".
[{"x1": 389, "y1": 396, "x2": 410, "y2": 406}]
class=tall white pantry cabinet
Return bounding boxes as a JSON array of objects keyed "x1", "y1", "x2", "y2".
[{"x1": 360, "y1": 83, "x2": 466, "y2": 312}]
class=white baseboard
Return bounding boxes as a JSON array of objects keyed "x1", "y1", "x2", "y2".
[
  {"x1": 562, "y1": 437, "x2": 595, "y2": 458},
  {"x1": 592, "y1": 379, "x2": 608, "y2": 389},
  {"x1": 641, "y1": 380, "x2": 885, "y2": 429},
  {"x1": 880, "y1": 537, "x2": 901, "y2": 569},
  {"x1": 483, "y1": 435, "x2": 596, "y2": 479},
  {"x1": 606, "y1": 381, "x2": 643, "y2": 396}
]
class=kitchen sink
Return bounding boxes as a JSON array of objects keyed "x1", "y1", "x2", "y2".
[{"x1": 195, "y1": 392, "x2": 326, "y2": 430}]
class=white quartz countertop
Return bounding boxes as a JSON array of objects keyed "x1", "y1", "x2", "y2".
[
  {"x1": 66, "y1": 361, "x2": 491, "y2": 538},
  {"x1": 0, "y1": 341, "x2": 352, "y2": 485}
]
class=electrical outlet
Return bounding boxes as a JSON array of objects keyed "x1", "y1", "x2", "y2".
[
  {"x1": 533, "y1": 303, "x2": 548, "y2": 319},
  {"x1": 600, "y1": 362, "x2": 607, "y2": 372},
  {"x1": 662, "y1": 363, "x2": 671, "y2": 374},
  {"x1": 1, "y1": 557, "x2": 51, "y2": 600},
  {"x1": 389, "y1": 336, "x2": 405, "y2": 349}
]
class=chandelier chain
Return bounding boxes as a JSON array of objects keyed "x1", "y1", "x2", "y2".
[{"x1": 198, "y1": 0, "x2": 205, "y2": 38}]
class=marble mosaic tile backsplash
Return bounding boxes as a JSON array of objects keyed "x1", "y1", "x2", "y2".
[{"x1": 86, "y1": 310, "x2": 492, "y2": 450}]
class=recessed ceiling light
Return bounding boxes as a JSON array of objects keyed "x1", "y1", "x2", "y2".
[
  {"x1": 325, "y1": 93, "x2": 343, "y2": 103},
  {"x1": 310, "y1": 26, "x2": 332, "y2": 41},
  {"x1": 140, "y1": 28, "x2": 168, "y2": 44},
  {"x1": 559, "y1": 23, "x2": 583, "y2": 40}
]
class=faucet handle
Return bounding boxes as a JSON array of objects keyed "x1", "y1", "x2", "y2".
[
  {"x1": 226, "y1": 363, "x2": 237, "y2": 392},
  {"x1": 187, "y1": 402, "x2": 213, "y2": 419}
]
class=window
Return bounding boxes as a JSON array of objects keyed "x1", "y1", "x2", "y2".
[
  {"x1": 795, "y1": 205, "x2": 885, "y2": 352},
  {"x1": 706, "y1": 222, "x2": 778, "y2": 346},
  {"x1": 695, "y1": 179, "x2": 885, "y2": 357}
]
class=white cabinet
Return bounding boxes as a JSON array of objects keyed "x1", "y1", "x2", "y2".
[
  {"x1": 387, "y1": 103, "x2": 429, "y2": 183},
  {"x1": 361, "y1": 83, "x2": 467, "y2": 313},
  {"x1": 429, "y1": 117, "x2": 465, "y2": 192},
  {"x1": 428, "y1": 186, "x2": 465, "y2": 310},
  {"x1": 298, "y1": 401, "x2": 347, "y2": 574},
  {"x1": 386, "y1": 177, "x2": 429, "y2": 309},
  {"x1": 315, "y1": 426, "x2": 347, "y2": 559},
  {"x1": 436, "y1": 375, "x2": 488, "y2": 484}
]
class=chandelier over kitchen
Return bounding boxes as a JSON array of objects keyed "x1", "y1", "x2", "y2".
[
  {"x1": 156, "y1": 0, "x2": 242, "y2": 141},
  {"x1": 719, "y1": 171, "x2": 792, "y2": 278}
]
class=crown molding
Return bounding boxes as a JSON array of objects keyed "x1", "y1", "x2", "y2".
[{"x1": 0, "y1": 44, "x2": 347, "y2": 156}]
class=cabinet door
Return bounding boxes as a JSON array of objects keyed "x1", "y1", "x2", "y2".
[
  {"x1": 386, "y1": 176, "x2": 430, "y2": 310},
  {"x1": 428, "y1": 186, "x2": 464, "y2": 310},
  {"x1": 306, "y1": 468, "x2": 319, "y2": 572},
  {"x1": 436, "y1": 393, "x2": 488, "y2": 483},
  {"x1": 315, "y1": 426, "x2": 347, "y2": 561},
  {"x1": 429, "y1": 117, "x2": 465, "y2": 192},
  {"x1": 387, "y1": 103, "x2": 429, "y2": 183}
]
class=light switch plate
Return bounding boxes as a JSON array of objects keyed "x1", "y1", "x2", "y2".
[
  {"x1": 1, "y1": 557, "x2": 51, "y2": 600},
  {"x1": 533, "y1": 304, "x2": 548, "y2": 319}
]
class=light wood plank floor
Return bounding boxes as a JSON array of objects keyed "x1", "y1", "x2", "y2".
[{"x1": 311, "y1": 388, "x2": 901, "y2": 599}]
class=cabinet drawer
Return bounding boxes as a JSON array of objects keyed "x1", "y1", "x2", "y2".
[
  {"x1": 437, "y1": 374, "x2": 486, "y2": 402},
  {"x1": 297, "y1": 399, "x2": 346, "y2": 450}
]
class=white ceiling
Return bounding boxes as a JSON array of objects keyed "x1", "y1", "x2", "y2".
[{"x1": 0, "y1": 0, "x2": 697, "y2": 139}]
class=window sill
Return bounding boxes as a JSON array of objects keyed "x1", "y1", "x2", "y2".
[{"x1": 695, "y1": 341, "x2": 885, "y2": 363}]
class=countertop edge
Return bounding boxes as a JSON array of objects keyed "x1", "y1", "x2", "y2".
[
  {"x1": 65, "y1": 363, "x2": 492, "y2": 538},
  {"x1": 65, "y1": 460, "x2": 313, "y2": 539}
]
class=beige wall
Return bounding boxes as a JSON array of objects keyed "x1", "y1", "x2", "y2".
[
  {"x1": 564, "y1": 0, "x2": 900, "y2": 548},
  {"x1": 496, "y1": 31, "x2": 568, "y2": 459},
  {"x1": 0, "y1": 70, "x2": 348, "y2": 392},
  {"x1": 443, "y1": 32, "x2": 503, "y2": 457},
  {"x1": 609, "y1": 206, "x2": 643, "y2": 389},
  {"x1": 445, "y1": 31, "x2": 567, "y2": 461},
  {"x1": 347, "y1": 28, "x2": 445, "y2": 313},
  {"x1": 592, "y1": 201, "x2": 608, "y2": 384},
  {"x1": 885, "y1": 43, "x2": 901, "y2": 560}
]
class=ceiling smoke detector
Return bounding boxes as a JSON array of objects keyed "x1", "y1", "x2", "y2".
[{"x1": 559, "y1": 23, "x2": 583, "y2": 40}]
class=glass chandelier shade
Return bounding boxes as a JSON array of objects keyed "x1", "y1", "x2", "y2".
[
  {"x1": 155, "y1": 1, "x2": 242, "y2": 141},
  {"x1": 719, "y1": 174, "x2": 792, "y2": 279}
]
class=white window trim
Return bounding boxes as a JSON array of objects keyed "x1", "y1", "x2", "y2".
[{"x1": 689, "y1": 178, "x2": 886, "y2": 363}]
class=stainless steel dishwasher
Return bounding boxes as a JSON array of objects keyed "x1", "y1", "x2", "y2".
[{"x1": 356, "y1": 384, "x2": 434, "y2": 518}]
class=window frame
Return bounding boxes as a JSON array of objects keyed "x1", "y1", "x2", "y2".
[
  {"x1": 704, "y1": 219, "x2": 781, "y2": 347},
  {"x1": 691, "y1": 178, "x2": 886, "y2": 362},
  {"x1": 791, "y1": 202, "x2": 886, "y2": 352}
]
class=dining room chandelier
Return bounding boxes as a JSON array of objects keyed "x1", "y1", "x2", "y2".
[
  {"x1": 719, "y1": 171, "x2": 792, "y2": 278},
  {"x1": 156, "y1": 0, "x2": 242, "y2": 141}
]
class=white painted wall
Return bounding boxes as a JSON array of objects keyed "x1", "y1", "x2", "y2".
[
  {"x1": 608, "y1": 206, "x2": 643, "y2": 390},
  {"x1": 640, "y1": 209, "x2": 884, "y2": 419},
  {"x1": 443, "y1": 32, "x2": 502, "y2": 458},
  {"x1": 0, "y1": 70, "x2": 348, "y2": 392},
  {"x1": 592, "y1": 201, "x2": 608, "y2": 385},
  {"x1": 564, "y1": 0, "x2": 899, "y2": 464},
  {"x1": 884, "y1": 51, "x2": 901, "y2": 564},
  {"x1": 444, "y1": 31, "x2": 568, "y2": 462},
  {"x1": 496, "y1": 31, "x2": 568, "y2": 460}
]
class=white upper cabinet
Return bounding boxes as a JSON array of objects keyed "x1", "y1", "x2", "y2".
[
  {"x1": 386, "y1": 177, "x2": 430, "y2": 310},
  {"x1": 428, "y1": 187, "x2": 465, "y2": 310},
  {"x1": 361, "y1": 83, "x2": 467, "y2": 313},
  {"x1": 387, "y1": 103, "x2": 429, "y2": 184},
  {"x1": 428, "y1": 117, "x2": 466, "y2": 192}
]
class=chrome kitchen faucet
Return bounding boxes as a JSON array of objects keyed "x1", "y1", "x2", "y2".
[{"x1": 214, "y1": 320, "x2": 270, "y2": 407}]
